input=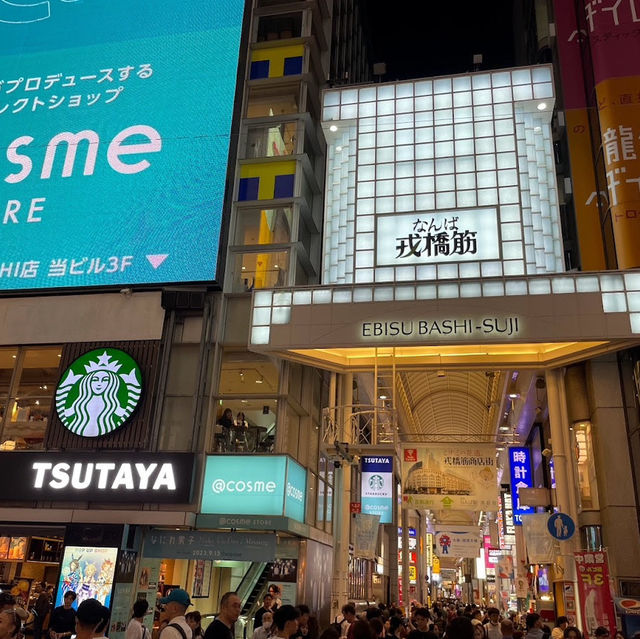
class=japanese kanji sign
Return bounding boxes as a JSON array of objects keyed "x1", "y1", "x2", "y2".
[
  {"x1": 377, "y1": 207, "x2": 500, "y2": 266},
  {"x1": 575, "y1": 550, "x2": 617, "y2": 639},
  {"x1": 508, "y1": 447, "x2": 534, "y2": 524},
  {"x1": 401, "y1": 444, "x2": 497, "y2": 510},
  {"x1": 0, "y1": 0, "x2": 245, "y2": 290}
]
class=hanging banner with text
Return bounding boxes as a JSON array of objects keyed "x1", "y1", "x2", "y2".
[
  {"x1": 360, "y1": 455, "x2": 393, "y2": 524},
  {"x1": 575, "y1": 550, "x2": 617, "y2": 639},
  {"x1": 402, "y1": 444, "x2": 497, "y2": 510},
  {"x1": 508, "y1": 447, "x2": 534, "y2": 524},
  {"x1": 434, "y1": 530, "x2": 481, "y2": 558},
  {"x1": 353, "y1": 513, "x2": 380, "y2": 560}
]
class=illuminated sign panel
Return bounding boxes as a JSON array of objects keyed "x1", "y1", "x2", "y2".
[
  {"x1": 201, "y1": 455, "x2": 307, "y2": 523},
  {"x1": 377, "y1": 207, "x2": 500, "y2": 266},
  {"x1": 360, "y1": 455, "x2": 393, "y2": 523},
  {"x1": 321, "y1": 66, "x2": 563, "y2": 286},
  {"x1": 508, "y1": 447, "x2": 534, "y2": 524},
  {"x1": 0, "y1": 452, "x2": 195, "y2": 502},
  {"x1": 0, "y1": 0, "x2": 244, "y2": 290}
]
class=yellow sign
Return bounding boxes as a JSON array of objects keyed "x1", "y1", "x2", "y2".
[
  {"x1": 409, "y1": 565, "x2": 417, "y2": 583},
  {"x1": 426, "y1": 533, "x2": 433, "y2": 567},
  {"x1": 433, "y1": 556, "x2": 441, "y2": 574}
]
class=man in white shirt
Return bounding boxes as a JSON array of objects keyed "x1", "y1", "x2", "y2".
[
  {"x1": 158, "y1": 590, "x2": 193, "y2": 639},
  {"x1": 126, "y1": 600, "x2": 150, "y2": 639}
]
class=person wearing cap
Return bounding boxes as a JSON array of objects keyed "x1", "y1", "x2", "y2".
[
  {"x1": 74, "y1": 599, "x2": 110, "y2": 639},
  {"x1": 203, "y1": 592, "x2": 241, "y2": 639},
  {"x1": 158, "y1": 589, "x2": 193, "y2": 639}
]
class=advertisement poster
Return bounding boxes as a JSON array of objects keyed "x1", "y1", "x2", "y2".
[
  {"x1": 56, "y1": 545, "x2": 118, "y2": 608},
  {"x1": 109, "y1": 582, "x2": 133, "y2": 639},
  {"x1": 402, "y1": 444, "x2": 497, "y2": 510},
  {"x1": 522, "y1": 514, "x2": 555, "y2": 564},
  {"x1": 192, "y1": 560, "x2": 212, "y2": 598},
  {"x1": 136, "y1": 559, "x2": 160, "y2": 634},
  {"x1": 353, "y1": 513, "x2": 380, "y2": 560},
  {"x1": 360, "y1": 455, "x2": 393, "y2": 523},
  {"x1": 434, "y1": 531, "x2": 481, "y2": 558},
  {"x1": 615, "y1": 597, "x2": 640, "y2": 639},
  {"x1": 266, "y1": 559, "x2": 297, "y2": 583},
  {"x1": 575, "y1": 551, "x2": 617, "y2": 639},
  {"x1": 0, "y1": 0, "x2": 245, "y2": 290}
]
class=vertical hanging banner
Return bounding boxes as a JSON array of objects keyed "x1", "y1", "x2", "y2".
[
  {"x1": 508, "y1": 447, "x2": 534, "y2": 524},
  {"x1": 402, "y1": 444, "x2": 497, "y2": 511},
  {"x1": 575, "y1": 551, "x2": 617, "y2": 639},
  {"x1": 361, "y1": 455, "x2": 393, "y2": 524}
]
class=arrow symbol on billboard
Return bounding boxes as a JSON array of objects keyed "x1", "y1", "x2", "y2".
[{"x1": 146, "y1": 254, "x2": 168, "y2": 269}]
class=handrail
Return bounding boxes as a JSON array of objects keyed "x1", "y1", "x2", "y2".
[{"x1": 322, "y1": 405, "x2": 397, "y2": 446}]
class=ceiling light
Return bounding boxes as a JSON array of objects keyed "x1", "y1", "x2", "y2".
[
  {"x1": 336, "y1": 145, "x2": 342, "y2": 152},
  {"x1": 329, "y1": 125, "x2": 338, "y2": 132},
  {"x1": 534, "y1": 126, "x2": 542, "y2": 132},
  {"x1": 255, "y1": 375, "x2": 264, "y2": 384},
  {"x1": 379, "y1": 394, "x2": 387, "y2": 400},
  {"x1": 537, "y1": 102, "x2": 547, "y2": 111},
  {"x1": 496, "y1": 446, "x2": 505, "y2": 451},
  {"x1": 499, "y1": 425, "x2": 510, "y2": 432},
  {"x1": 508, "y1": 392, "x2": 520, "y2": 399}
]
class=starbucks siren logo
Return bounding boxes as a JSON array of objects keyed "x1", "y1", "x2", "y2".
[
  {"x1": 369, "y1": 474, "x2": 384, "y2": 491},
  {"x1": 56, "y1": 348, "x2": 142, "y2": 437}
]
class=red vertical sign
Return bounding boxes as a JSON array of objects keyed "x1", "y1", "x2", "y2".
[{"x1": 574, "y1": 551, "x2": 617, "y2": 639}]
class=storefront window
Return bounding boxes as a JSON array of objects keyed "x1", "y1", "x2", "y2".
[
  {"x1": 246, "y1": 90, "x2": 299, "y2": 118},
  {"x1": 235, "y1": 207, "x2": 293, "y2": 246},
  {"x1": 0, "y1": 347, "x2": 61, "y2": 450},
  {"x1": 256, "y1": 13, "x2": 303, "y2": 41},
  {"x1": 231, "y1": 250, "x2": 290, "y2": 292},
  {"x1": 211, "y1": 398, "x2": 277, "y2": 453},
  {"x1": 572, "y1": 421, "x2": 599, "y2": 510},
  {"x1": 245, "y1": 123, "x2": 297, "y2": 158}
]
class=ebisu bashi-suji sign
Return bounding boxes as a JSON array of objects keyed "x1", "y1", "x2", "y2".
[
  {"x1": 0, "y1": 0, "x2": 245, "y2": 290},
  {"x1": 55, "y1": 349, "x2": 142, "y2": 437}
]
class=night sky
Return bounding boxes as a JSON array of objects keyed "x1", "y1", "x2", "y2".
[{"x1": 365, "y1": 0, "x2": 517, "y2": 81}]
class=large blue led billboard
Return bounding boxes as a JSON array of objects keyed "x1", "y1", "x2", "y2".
[{"x1": 0, "y1": 0, "x2": 245, "y2": 290}]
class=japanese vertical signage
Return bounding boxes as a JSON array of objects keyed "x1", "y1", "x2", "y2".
[
  {"x1": 425, "y1": 532, "x2": 433, "y2": 567},
  {"x1": 575, "y1": 551, "x2": 617, "y2": 639},
  {"x1": 555, "y1": 0, "x2": 640, "y2": 269},
  {"x1": 0, "y1": 0, "x2": 245, "y2": 290},
  {"x1": 361, "y1": 455, "x2": 393, "y2": 524},
  {"x1": 508, "y1": 447, "x2": 534, "y2": 524}
]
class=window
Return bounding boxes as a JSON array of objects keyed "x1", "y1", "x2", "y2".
[
  {"x1": 235, "y1": 207, "x2": 293, "y2": 245},
  {"x1": 245, "y1": 122, "x2": 298, "y2": 158},
  {"x1": 573, "y1": 421, "x2": 599, "y2": 510},
  {"x1": 256, "y1": 13, "x2": 302, "y2": 41},
  {"x1": 211, "y1": 398, "x2": 277, "y2": 454},
  {"x1": 232, "y1": 249, "x2": 290, "y2": 293},
  {"x1": 0, "y1": 347, "x2": 61, "y2": 450},
  {"x1": 247, "y1": 90, "x2": 299, "y2": 118}
]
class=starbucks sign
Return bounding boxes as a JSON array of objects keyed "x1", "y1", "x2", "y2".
[{"x1": 56, "y1": 349, "x2": 142, "y2": 437}]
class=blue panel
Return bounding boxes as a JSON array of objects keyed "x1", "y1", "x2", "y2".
[
  {"x1": 508, "y1": 447, "x2": 534, "y2": 525},
  {"x1": 361, "y1": 455, "x2": 393, "y2": 524},
  {"x1": 274, "y1": 173, "x2": 295, "y2": 198},
  {"x1": 0, "y1": 0, "x2": 245, "y2": 289},
  {"x1": 250, "y1": 59, "x2": 270, "y2": 79},
  {"x1": 238, "y1": 177, "x2": 260, "y2": 201},
  {"x1": 283, "y1": 56, "x2": 303, "y2": 76},
  {"x1": 284, "y1": 458, "x2": 307, "y2": 523}
]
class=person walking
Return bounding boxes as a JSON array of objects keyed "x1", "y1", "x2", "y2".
[
  {"x1": 126, "y1": 600, "x2": 150, "y2": 639},
  {"x1": 158, "y1": 589, "x2": 193, "y2": 639},
  {"x1": 74, "y1": 600, "x2": 110, "y2": 639},
  {"x1": 203, "y1": 592, "x2": 241, "y2": 639},
  {"x1": 49, "y1": 592, "x2": 77, "y2": 639}
]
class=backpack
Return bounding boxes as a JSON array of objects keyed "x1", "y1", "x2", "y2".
[{"x1": 168, "y1": 623, "x2": 189, "y2": 639}]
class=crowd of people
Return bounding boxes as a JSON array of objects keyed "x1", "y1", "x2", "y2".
[{"x1": 0, "y1": 587, "x2": 630, "y2": 639}]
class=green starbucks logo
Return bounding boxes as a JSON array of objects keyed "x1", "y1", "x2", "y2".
[
  {"x1": 56, "y1": 349, "x2": 142, "y2": 437},
  {"x1": 369, "y1": 474, "x2": 384, "y2": 491}
]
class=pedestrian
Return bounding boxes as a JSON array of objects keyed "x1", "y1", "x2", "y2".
[
  {"x1": 446, "y1": 618, "x2": 474, "y2": 639},
  {"x1": 551, "y1": 619, "x2": 568, "y2": 639},
  {"x1": 525, "y1": 615, "x2": 544, "y2": 639},
  {"x1": 186, "y1": 612, "x2": 204, "y2": 639},
  {"x1": 272, "y1": 606, "x2": 300, "y2": 639},
  {"x1": 413, "y1": 609, "x2": 437, "y2": 639},
  {"x1": 594, "y1": 629, "x2": 610, "y2": 639},
  {"x1": 33, "y1": 585, "x2": 52, "y2": 639},
  {"x1": 158, "y1": 589, "x2": 193, "y2": 639},
  {"x1": 49, "y1": 592, "x2": 77, "y2": 639},
  {"x1": 255, "y1": 595, "x2": 275, "y2": 630},
  {"x1": 340, "y1": 606, "x2": 357, "y2": 639},
  {"x1": 126, "y1": 600, "x2": 150, "y2": 639},
  {"x1": 0, "y1": 609, "x2": 21, "y2": 639},
  {"x1": 253, "y1": 612, "x2": 273, "y2": 639},
  {"x1": 74, "y1": 599, "x2": 110, "y2": 639},
  {"x1": 204, "y1": 592, "x2": 241, "y2": 639}
]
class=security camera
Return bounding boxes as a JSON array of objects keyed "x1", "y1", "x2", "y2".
[{"x1": 542, "y1": 448, "x2": 552, "y2": 458}]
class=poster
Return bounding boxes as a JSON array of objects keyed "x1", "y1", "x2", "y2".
[
  {"x1": 402, "y1": 444, "x2": 497, "y2": 510},
  {"x1": 360, "y1": 455, "x2": 393, "y2": 523},
  {"x1": 0, "y1": 537, "x2": 10, "y2": 559},
  {"x1": 109, "y1": 583, "x2": 134, "y2": 639},
  {"x1": 575, "y1": 551, "x2": 617, "y2": 639},
  {"x1": 192, "y1": 560, "x2": 212, "y2": 598},
  {"x1": 522, "y1": 514, "x2": 555, "y2": 564},
  {"x1": 8, "y1": 537, "x2": 27, "y2": 560},
  {"x1": 266, "y1": 559, "x2": 297, "y2": 583},
  {"x1": 353, "y1": 513, "x2": 380, "y2": 560},
  {"x1": 56, "y1": 545, "x2": 118, "y2": 608},
  {"x1": 136, "y1": 559, "x2": 160, "y2": 634},
  {"x1": 434, "y1": 531, "x2": 481, "y2": 558}
]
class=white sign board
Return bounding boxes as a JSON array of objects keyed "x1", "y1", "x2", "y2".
[{"x1": 376, "y1": 207, "x2": 500, "y2": 266}]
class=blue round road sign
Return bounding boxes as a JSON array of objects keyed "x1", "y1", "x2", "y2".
[{"x1": 547, "y1": 512, "x2": 575, "y2": 540}]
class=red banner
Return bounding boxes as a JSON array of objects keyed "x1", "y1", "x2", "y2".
[{"x1": 574, "y1": 551, "x2": 617, "y2": 639}]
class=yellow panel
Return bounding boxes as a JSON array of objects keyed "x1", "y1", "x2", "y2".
[
  {"x1": 240, "y1": 161, "x2": 296, "y2": 200},
  {"x1": 251, "y1": 45, "x2": 305, "y2": 78}
]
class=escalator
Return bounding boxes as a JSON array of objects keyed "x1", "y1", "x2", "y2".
[{"x1": 236, "y1": 561, "x2": 272, "y2": 636}]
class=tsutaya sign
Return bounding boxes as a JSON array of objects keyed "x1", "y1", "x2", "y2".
[{"x1": 0, "y1": 452, "x2": 195, "y2": 503}]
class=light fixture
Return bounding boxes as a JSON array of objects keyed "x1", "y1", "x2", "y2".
[
  {"x1": 537, "y1": 102, "x2": 547, "y2": 111},
  {"x1": 508, "y1": 392, "x2": 520, "y2": 399},
  {"x1": 499, "y1": 425, "x2": 510, "y2": 432},
  {"x1": 379, "y1": 394, "x2": 387, "y2": 400},
  {"x1": 329, "y1": 125, "x2": 338, "y2": 132},
  {"x1": 255, "y1": 374, "x2": 264, "y2": 384},
  {"x1": 336, "y1": 145, "x2": 342, "y2": 152},
  {"x1": 534, "y1": 126, "x2": 542, "y2": 132}
]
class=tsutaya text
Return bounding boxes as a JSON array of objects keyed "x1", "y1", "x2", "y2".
[{"x1": 362, "y1": 317, "x2": 520, "y2": 338}]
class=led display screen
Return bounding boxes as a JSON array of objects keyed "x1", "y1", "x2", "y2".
[
  {"x1": 0, "y1": 0, "x2": 245, "y2": 290},
  {"x1": 56, "y1": 545, "x2": 118, "y2": 608}
]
